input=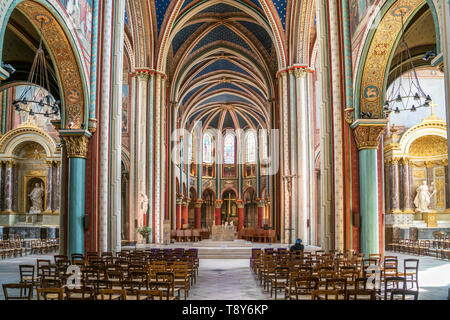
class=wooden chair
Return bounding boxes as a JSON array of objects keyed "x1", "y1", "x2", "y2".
[
  {"x1": 270, "y1": 266, "x2": 290, "y2": 300},
  {"x1": 290, "y1": 277, "x2": 319, "y2": 300},
  {"x1": 65, "y1": 286, "x2": 96, "y2": 300},
  {"x1": 192, "y1": 229, "x2": 201, "y2": 242},
  {"x1": 99, "y1": 289, "x2": 127, "y2": 300},
  {"x1": 311, "y1": 289, "x2": 341, "y2": 300},
  {"x1": 173, "y1": 266, "x2": 190, "y2": 299},
  {"x1": 346, "y1": 289, "x2": 376, "y2": 300},
  {"x1": 403, "y1": 259, "x2": 419, "y2": 290},
  {"x1": 2, "y1": 283, "x2": 33, "y2": 300},
  {"x1": 389, "y1": 288, "x2": 419, "y2": 300},
  {"x1": 136, "y1": 289, "x2": 164, "y2": 300},
  {"x1": 36, "y1": 287, "x2": 64, "y2": 300},
  {"x1": 19, "y1": 265, "x2": 36, "y2": 288},
  {"x1": 384, "y1": 276, "x2": 407, "y2": 300}
]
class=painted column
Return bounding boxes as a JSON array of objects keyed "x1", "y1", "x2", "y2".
[
  {"x1": 53, "y1": 161, "x2": 61, "y2": 213},
  {"x1": 352, "y1": 119, "x2": 387, "y2": 256},
  {"x1": 194, "y1": 200, "x2": 202, "y2": 229},
  {"x1": 182, "y1": 199, "x2": 189, "y2": 228},
  {"x1": 401, "y1": 158, "x2": 414, "y2": 213},
  {"x1": 384, "y1": 160, "x2": 391, "y2": 213},
  {"x1": 214, "y1": 200, "x2": 222, "y2": 225},
  {"x1": 391, "y1": 158, "x2": 401, "y2": 213},
  {"x1": 3, "y1": 161, "x2": 13, "y2": 212},
  {"x1": 288, "y1": 70, "x2": 298, "y2": 243},
  {"x1": 45, "y1": 161, "x2": 53, "y2": 213},
  {"x1": 60, "y1": 133, "x2": 91, "y2": 257},
  {"x1": 237, "y1": 200, "x2": 244, "y2": 230},
  {"x1": 176, "y1": 196, "x2": 182, "y2": 229},
  {"x1": 257, "y1": 199, "x2": 265, "y2": 229},
  {"x1": 294, "y1": 67, "x2": 310, "y2": 244},
  {"x1": 0, "y1": 163, "x2": 3, "y2": 211}
]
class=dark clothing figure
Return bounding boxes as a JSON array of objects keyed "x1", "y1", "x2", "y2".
[{"x1": 290, "y1": 243, "x2": 304, "y2": 252}]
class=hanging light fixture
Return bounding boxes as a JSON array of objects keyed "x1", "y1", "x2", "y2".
[
  {"x1": 383, "y1": 10, "x2": 432, "y2": 115},
  {"x1": 11, "y1": 19, "x2": 60, "y2": 119}
]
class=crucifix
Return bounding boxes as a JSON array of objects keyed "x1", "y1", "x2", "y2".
[
  {"x1": 428, "y1": 100, "x2": 438, "y2": 116},
  {"x1": 224, "y1": 192, "x2": 236, "y2": 216}
]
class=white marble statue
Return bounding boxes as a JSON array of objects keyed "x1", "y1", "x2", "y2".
[
  {"x1": 139, "y1": 193, "x2": 149, "y2": 226},
  {"x1": 28, "y1": 182, "x2": 44, "y2": 214},
  {"x1": 414, "y1": 181, "x2": 436, "y2": 213}
]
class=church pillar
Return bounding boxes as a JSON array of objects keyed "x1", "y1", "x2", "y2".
[
  {"x1": 442, "y1": 0, "x2": 450, "y2": 191},
  {"x1": 257, "y1": 199, "x2": 265, "y2": 229},
  {"x1": 3, "y1": 161, "x2": 13, "y2": 212},
  {"x1": 294, "y1": 67, "x2": 311, "y2": 244},
  {"x1": 60, "y1": 133, "x2": 91, "y2": 257},
  {"x1": 352, "y1": 119, "x2": 387, "y2": 256},
  {"x1": 45, "y1": 161, "x2": 53, "y2": 213},
  {"x1": 384, "y1": 160, "x2": 392, "y2": 213},
  {"x1": 53, "y1": 161, "x2": 61, "y2": 213},
  {"x1": 391, "y1": 158, "x2": 401, "y2": 213},
  {"x1": 214, "y1": 200, "x2": 222, "y2": 225},
  {"x1": 182, "y1": 199, "x2": 189, "y2": 228},
  {"x1": 194, "y1": 200, "x2": 202, "y2": 229},
  {"x1": 176, "y1": 196, "x2": 182, "y2": 230},
  {"x1": 401, "y1": 158, "x2": 414, "y2": 213},
  {"x1": 236, "y1": 200, "x2": 244, "y2": 230},
  {"x1": 445, "y1": 164, "x2": 450, "y2": 209}
]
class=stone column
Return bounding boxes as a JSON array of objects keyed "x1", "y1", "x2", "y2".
[
  {"x1": 45, "y1": 161, "x2": 53, "y2": 213},
  {"x1": 194, "y1": 200, "x2": 202, "y2": 229},
  {"x1": 401, "y1": 158, "x2": 414, "y2": 213},
  {"x1": 182, "y1": 199, "x2": 189, "y2": 228},
  {"x1": 257, "y1": 199, "x2": 265, "y2": 229},
  {"x1": 12, "y1": 162, "x2": 18, "y2": 212},
  {"x1": 236, "y1": 200, "x2": 244, "y2": 230},
  {"x1": 0, "y1": 163, "x2": 3, "y2": 211},
  {"x1": 445, "y1": 163, "x2": 450, "y2": 209},
  {"x1": 391, "y1": 158, "x2": 401, "y2": 213},
  {"x1": 351, "y1": 119, "x2": 387, "y2": 256},
  {"x1": 426, "y1": 161, "x2": 434, "y2": 185},
  {"x1": 384, "y1": 159, "x2": 391, "y2": 213},
  {"x1": 60, "y1": 132, "x2": 91, "y2": 258},
  {"x1": 3, "y1": 161, "x2": 13, "y2": 212},
  {"x1": 53, "y1": 161, "x2": 61, "y2": 213},
  {"x1": 176, "y1": 196, "x2": 182, "y2": 229},
  {"x1": 214, "y1": 200, "x2": 222, "y2": 226}
]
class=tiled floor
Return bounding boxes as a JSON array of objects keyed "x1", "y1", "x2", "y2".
[{"x1": 0, "y1": 251, "x2": 449, "y2": 300}]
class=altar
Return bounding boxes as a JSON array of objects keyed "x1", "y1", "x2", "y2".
[{"x1": 211, "y1": 223, "x2": 237, "y2": 241}]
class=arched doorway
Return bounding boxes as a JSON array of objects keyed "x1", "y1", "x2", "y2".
[
  {"x1": 201, "y1": 189, "x2": 215, "y2": 229},
  {"x1": 244, "y1": 188, "x2": 257, "y2": 228},
  {"x1": 221, "y1": 190, "x2": 237, "y2": 226}
]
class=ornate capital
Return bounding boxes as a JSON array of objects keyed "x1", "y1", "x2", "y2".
[
  {"x1": 293, "y1": 68, "x2": 308, "y2": 78},
  {"x1": 236, "y1": 200, "x2": 244, "y2": 209},
  {"x1": 215, "y1": 200, "x2": 223, "y2": 208},
  {"x1": 136, "y1": 69, "x2": 151, "y2": 81},
  {"x1": 61, "y1": 134, "x2": 90, "y2": 158},
  {"x1": 88, "y1": 118, "x2": 97, "y2": 134},
  {"x1": 399, "y1": 157, "x2": 409, "y2": 165},
  {"x1": 351, "y1": 119, "x2": 387, "y2": 150},
  {"x1": 344, "y1": 108, "x2": 354, "y2": 124}
]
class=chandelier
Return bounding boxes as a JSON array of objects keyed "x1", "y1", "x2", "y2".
[
  {"x1": 12, "y1": 20, "x2": 60, "y2": 118},
  {"x1": 383, "y1": 10, "x2": 432, "y2": 115}
]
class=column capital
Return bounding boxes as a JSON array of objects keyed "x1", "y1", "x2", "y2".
[
  {"x1": 256, "y1": 198, "x2": 266, "y2": 207},
  {"x1": 236, "y1": 200, "x2": 244, "y2": 209},
  {"x1": 399, "y1": 157, "x2": 409, "y2": 165},
  {"x1": 136, "y1": 68, "x2": 151, "y2": 81},
  {"x1": 293, "y1": 68, "x2": 308, "y2": 78},
  {"x1": 194, "y1": 200, "x2": 203, "y2": 208},
  {"x1": 351, "y1": 119, "x2": 388, "y2": 150},
  {"x1": 215, "y1": 200, "x2": 223, "y2": 208},
  {"x1": 59, "y1": 130, "x2": 92, "y2": 159},
  {"x1": 344, "y1": 108, "x2": 355, "y2": 124}
]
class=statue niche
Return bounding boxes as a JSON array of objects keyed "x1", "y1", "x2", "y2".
[{"x1": 27, "y1": 177, "x2": 45, "y2": 214}]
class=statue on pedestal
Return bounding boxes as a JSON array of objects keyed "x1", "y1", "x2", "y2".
[
  {"x1": 28, "y1": 182, "x2": 44, "y2": 214},
  {"x1": 414, "y1": 181, "x2": 436, "y2": 213}
]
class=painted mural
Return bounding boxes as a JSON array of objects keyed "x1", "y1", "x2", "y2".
[
  {"x1": 58, "y1": 0, "x2": 92, "y2": 55},
  {"x1": 350, "y1": 0, "x2": 377, "y2": 37}
]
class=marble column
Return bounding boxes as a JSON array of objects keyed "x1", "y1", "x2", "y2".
[
  {"x1": 182, "y1": 199, "x2": 189, "y2": 228},
  {"x1": 401, "y1": 158, "x2": 413, "y2": 213},
  {"x1": 45, "y1": 161, "x2": 53, "y2": 213},
  {"x1": 60, "y1": 132, "x2": 91, "y2": 258},
  {"x1": 236, "y1": 200, "x2": 244, "y2": 231},
  {"x1": 257, "y1": 199, "x2": 265, "y2": 229},
  {"x1": 445, "y1": 164, "x2": 450, "y2": 209},
  {"x1": 12, "y1": 162, "x2": 18, "y2": 212},
  {"x1": 176, "y1": 196, "x2": 182, "y2": 229},
  {"x1": 3, "y1": 161, "x2": 13, "y2": 212},
  {"x1": 391, "y1": 158, "x2": 401, "y2": 213},
  {"x1": 426, "y1": 162, "x2": 434, "y2": 186},
  {"x1": 351, "y1": 119, "x2": 387, "y2": 256},
  {"x1": 53, "y1": 161, "x2": 61, "y2": 213},
  {"x1": 194, "y1": 200, "x2": 202, "y2": 229},
  {"x1": 214, "y1": 200, "x2": 222, "y2": 226},
  {"x1": 384, "y1": 160, "x2": 391, "y2": 213}
]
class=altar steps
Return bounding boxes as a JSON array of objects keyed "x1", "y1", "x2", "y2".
[{"x1": 198, "y1": 248, "x2": 252, "y2": 259}]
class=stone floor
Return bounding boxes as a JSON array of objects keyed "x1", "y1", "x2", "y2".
[{"x1": 0, "y1": 251, "x2": 448, "y2": 300}]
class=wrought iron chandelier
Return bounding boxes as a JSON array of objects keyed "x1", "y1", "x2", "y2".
[
  {"x1": 12, "y1": 20, "x2": 60, "y2": 118},
  {"x1": 383, "y1": 10, "x2": 432, "y2": 115}
]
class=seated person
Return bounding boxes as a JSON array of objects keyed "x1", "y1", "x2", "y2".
[{"x1": 290, "y1": 238, "x2": 304, "y2": 252}]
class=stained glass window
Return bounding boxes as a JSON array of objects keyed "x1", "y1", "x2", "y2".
[
  {"x1": 246, "y1": 131, "x2": 256, "y2": 163},
  {"x1": 203, "y1": 133, "x2": 213, "y2": 164},
  {"x1": 224, "y1": 133, "x2": 235, "y2": 164}
]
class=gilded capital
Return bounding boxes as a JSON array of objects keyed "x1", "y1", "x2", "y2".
[
  {"x1": 136, "y1": 69, "x2": 151, "y2": 81},
  {"x1": 344, "y1": 108, "x2": 355, "y2": 124},
  {"x1": 293, "y1": 68, "x2": 308, "y2": 78},
  {"x1": 61, "y1": 135, "x2": 90, "y2": 158},
  {"x1": 215, "y1": 200, "x2": 223, "y2": 208},
  {"x1": 351, "y1": 119, "x2": 387, "y2": 150}
]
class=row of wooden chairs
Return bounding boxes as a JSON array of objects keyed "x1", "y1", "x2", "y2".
[
  {"x1": 0, "y1": 240, "x2": 25, "y2": 258},
  {"x1": 170, "y1": 229, "x2": 207, "y2": 242},
  {"x1": 239, "y1": 228, "x2": 276, "y2": 243},
  {"x1": 389, "y1": 239, "x2": 450, "y2": 260},
  {"x1": 251, "y1": 249, "x2": 420, "y2": 300}
]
